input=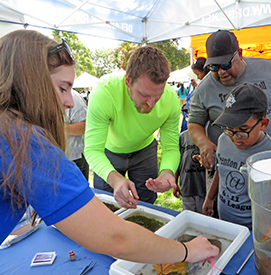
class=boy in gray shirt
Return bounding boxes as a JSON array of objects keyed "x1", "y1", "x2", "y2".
[{"x1": 202, "y1": 83, "x2": 271, "y2": 230}]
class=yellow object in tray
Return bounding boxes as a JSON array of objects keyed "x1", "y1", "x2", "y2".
[{"x1": 153, "y1": 261, "x2": 189, "y2": 275}]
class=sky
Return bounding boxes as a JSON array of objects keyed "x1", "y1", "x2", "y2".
[{"x1": 78, "y1": 33, "x2": 191, "y2": 51}]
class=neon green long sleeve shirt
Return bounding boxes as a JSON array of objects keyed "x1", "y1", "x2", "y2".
[{"x1": 84, "y1": 72, "x2": 180, "y2": 182}]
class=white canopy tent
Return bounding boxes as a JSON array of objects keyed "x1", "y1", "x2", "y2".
[
  {"x1": 73, "y1": 72, "x2": 99, "y2": 88},
  {"x1": 167, "y1": 66, "x2": 192, "y2": 83},
  {"x1": 0, "y1": 5, "x2": 24, "y2": 36},
  {"x1": 0, "y1": 0, "x2": 271, "y2": 44}
]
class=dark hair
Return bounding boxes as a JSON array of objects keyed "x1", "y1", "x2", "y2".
[
  {"x1": 178, "y1": 83, "x2": 185, "y2": 94},
  {"x1": 253, "y1": 112, "x2": 267, "y2": 120},
  {"x1": 191, "y1": 57, "x2": 210, "y2": 76}
]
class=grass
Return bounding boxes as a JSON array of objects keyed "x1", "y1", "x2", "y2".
[{"x1": 154, "y1": 190, "x2": 183, "y2": 212}]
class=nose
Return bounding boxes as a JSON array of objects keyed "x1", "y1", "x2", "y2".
[
  {"x1": 146, "y1": 97, "x2": 156, "y2": 108},
  {"x1": 64, "y1": 93, "x2": 74, "y2": 109},
  {"x1": 218, "y1": 67, "x2": 227, "y2": 74}
]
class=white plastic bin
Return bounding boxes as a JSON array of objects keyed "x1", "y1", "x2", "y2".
[{"x1": 109, "y1": 210, "x2": 249, "y2": 275}]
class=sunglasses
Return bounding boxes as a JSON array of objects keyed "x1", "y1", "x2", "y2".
[
  {"x1": 207, "y1": 52, "x2": 238, "y2": 72},
  {"x1": 48, "y1": 38, "x2": 74, "y2": 61}
]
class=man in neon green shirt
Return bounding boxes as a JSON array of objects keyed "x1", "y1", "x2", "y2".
[{"x1": 85, "y1": 46, "x2": 180, "y2": 208}]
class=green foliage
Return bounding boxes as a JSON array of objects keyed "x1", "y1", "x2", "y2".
[
  {"x1": 154, "y1": 190, "x2": 183, "y2": 212},
  {"x1": 155, "y1": 133, "x2": 183, "y2": 212},
  {"x1": 90, "y1": 48, "x2": 117, "y2": 78},
  {"x1": 111, "y1": 40, "x2": 190, "y2": 72},
  {"x1": 112, "y1": 42, "x2": 139, "y2": 70},
  {"x1": 151, "y1": 40, "x2": 190, "y2": 71},
  {"x1": 52, "y1": 30, "x2": 95, "y2": 77}
]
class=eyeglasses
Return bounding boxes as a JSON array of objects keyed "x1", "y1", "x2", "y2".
[
  {"x1": 207, "y1": 52, "x2": 238, "y2": 72},
  {"x1": 220, "y1": 119, "x2": 262, "y2": 139},
  {"x1": 48, "y1": 38, "x2": 74, "y2": 61}
]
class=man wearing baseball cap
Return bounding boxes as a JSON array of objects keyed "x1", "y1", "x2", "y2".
[
  {"x1": 187, "y1": 30, "x2": 271, "y2": 171},
  {"x1": 202, "y1": 83, "x2": 271, "y2": 230}
]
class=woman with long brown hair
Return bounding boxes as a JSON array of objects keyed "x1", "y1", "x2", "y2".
[{"x1": 0, "y1": 29, "x2": 219, "y2": 264}]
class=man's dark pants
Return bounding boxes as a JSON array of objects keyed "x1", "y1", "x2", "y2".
[{"x1": 94, "y1": 139, "x2": 158, "y2": 204}]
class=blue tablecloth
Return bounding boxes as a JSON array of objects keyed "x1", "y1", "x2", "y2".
[{"x1": 1, "y1": 188, "x2": 255, "y2": 275}]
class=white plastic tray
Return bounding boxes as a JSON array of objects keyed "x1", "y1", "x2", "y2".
[
  {"x1": 109, "y1": 210, "x2": 250, "y2": 275},
  {"x1": 96, "y1": 194, "x2": 126, "y2": 215},
  {"x1": 118, "y1": 205, "x2": 174, "y2": 231}
]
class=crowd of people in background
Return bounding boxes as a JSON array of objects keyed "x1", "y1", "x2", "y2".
[{"x1": 78, "y1": 89, "x2": 91, "y2": 105}]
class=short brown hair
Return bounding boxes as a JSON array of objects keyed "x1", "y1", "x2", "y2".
[{"x1": 126, "y1": 46, "x2": 170, "y2": 84}]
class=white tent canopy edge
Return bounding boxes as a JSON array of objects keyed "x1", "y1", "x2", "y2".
[{"x1": 0, "y1": 0, "x2": 271, "y2": 44}]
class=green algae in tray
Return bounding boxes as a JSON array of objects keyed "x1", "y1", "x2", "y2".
[
  {"x1": 96, "y1": 194, "x2": 126, "y2": 215},
  {"x1": 125, "y1": 213, "x2": 166, "y2": 232},
  {"x1": 103, "y1": 202, "x2": 121, "y2": 212}
]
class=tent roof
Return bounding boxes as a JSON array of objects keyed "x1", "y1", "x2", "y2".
[
  {"x1": 73, "y1": 72, "x2": 99, "y2": 88},
  {"x1": 191, "y1": 25, "x2": 271, "y2": 59},
  {"x1": 167, "y1": 66, "x2": 196, "y2": 83},
  {"x1": 1, "y1": 0, "x2": 271, "y2": 44}
]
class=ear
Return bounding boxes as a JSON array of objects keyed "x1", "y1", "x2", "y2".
[
  {"x1": 125, "y1": 77, "x2": 130, "y2": 88},
  {"x1": 260, "y1": 117, "x2": 269, "y2": 130},
  {"x1": 238, "y1": 48, "x2": 243, "y2": 59}
]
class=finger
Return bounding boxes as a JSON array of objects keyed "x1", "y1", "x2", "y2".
[
  {"x1": 127, "y1": 183, "x2": 139, "y2": 200},
  {"x1": 116, "y1": 198, "x2": 137, "y2": 209},
  {"x1": 115, "y1": 193, "x2": 139, "y2": 208},
  {"x1": 122, "y1": 190, "x2": 139, "y2": 205},
  {"x1": 145, "y1": 180, "x2": 160, "y2": 191},
  {"x1": 114, "y1": 187, "x2": 138, "y2": 207},
  {"x1": 174, "y1": 192, "x2": 180, "y2": 198}
]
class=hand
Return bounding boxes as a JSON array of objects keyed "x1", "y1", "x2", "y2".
[
  {"x1": 173, "y1": 185, "x2": 181, "y2": 198},
  {"x1": 192, "y1": 154, "x2": 203, "y2": 166},
  {"x1": 202, "y1": 197, "x2": 214, "y2": 216},
  {"x1": 191, "y1": 79, "x2": 198, "y2": 87},
  {"x1": 199, "y1": 141, "x2": 216, "y2": 170},
  {"x1": 145, "y1": 170, "x2": 177, "y2": 193},
  {"x1": 186, "y1": 235, "x2": 219, "y2": 263},
  {"x1": 108, "y1": 171, "x2": 139, "y2": 209}
]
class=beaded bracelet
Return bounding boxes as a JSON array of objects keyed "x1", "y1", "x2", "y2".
[{"x1": 181, "y1": 242, "x2": 188, "y2": 262}]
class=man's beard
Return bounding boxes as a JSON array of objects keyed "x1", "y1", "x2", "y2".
[
  {"x1": 133, "y1": 102, "x2": 152, "y2": 114},
  {"x1": 128, "y1": 88, "x2": 152, "y2": 114}
]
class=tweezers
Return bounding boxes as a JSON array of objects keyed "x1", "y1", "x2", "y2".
[{"x1": 79, "y1": 261, "x2": 97, "y2": 275}]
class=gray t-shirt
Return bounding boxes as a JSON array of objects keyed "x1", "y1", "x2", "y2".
[
  {"x1": 188, "y1": 57, "x2": 271, "y2": 145},
  {"x1": 178, "y1": 130, "x2": 206, "y2": 197},
  {"x1": 65, "y1": 90, "x2": 87, "y2": 161},
  {"x1": 216, "y1": 133, "x2": 271, "y2": 230}
]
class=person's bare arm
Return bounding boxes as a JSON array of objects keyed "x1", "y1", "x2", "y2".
[
  {"x1": 65, "y1": 121, "x2": 86, "y2": 136},
  {"x1": 55, "y1": 196, "x2": 219, "y2": 264},
  {"x1": 173, "y1": 169, "x2": 181, "y2": 198},
  {"x1": 202, "y1": 171, "x2": 219, "y2": 216},
  {"x1": 187, "y1": 122, "x2": 217, "y2": 170}
]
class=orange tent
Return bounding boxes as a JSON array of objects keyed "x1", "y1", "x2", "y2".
[{"x1": 190, "y1": 25, "x2": 271, "y2": 61}]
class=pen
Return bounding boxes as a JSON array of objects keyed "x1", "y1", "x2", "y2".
[{"x1": 235, "y1": 249, "x2": 254, "y2": 275}]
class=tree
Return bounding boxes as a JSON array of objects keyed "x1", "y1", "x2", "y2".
[
  {"x1": 52, "y1": 30, "x2": 95, "y2": 77},
  {"x1": 111, "y1": 40, "x2": 190, "y2": 72},
  {"x1": 90, "y1": 48, "x2": 117, "y2": 78},
  {"x1": 151, "y1": 40, "x2": 190, "y2": 71},
  {"x1": 112, "y1": 42, "x2": 139, "y2": 70}
]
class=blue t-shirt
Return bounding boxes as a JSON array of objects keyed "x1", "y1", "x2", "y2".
[{"x1": 0, "y1": 126, "x2": 94, "y2": 244}]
